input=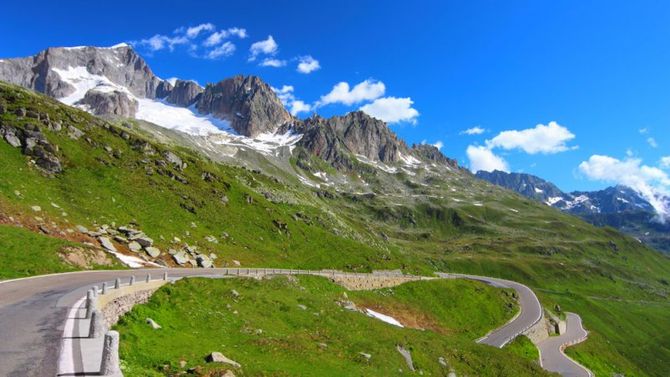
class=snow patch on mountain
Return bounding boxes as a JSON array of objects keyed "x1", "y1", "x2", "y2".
[{"x1": 51, "y1": 65, "x2": 304, "y2": 152}]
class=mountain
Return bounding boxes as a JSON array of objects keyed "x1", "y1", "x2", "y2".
[
  {"x1": 476, "y1": 170, "x2": 670, "y2": 252},
  {"x1": 2, "y1": 45, "x2": 670, "y2": 375}
]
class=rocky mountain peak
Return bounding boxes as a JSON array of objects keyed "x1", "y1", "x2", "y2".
[
  {"x1": 0, "y1": 44, "x2": 165, "y2": 100},
  {"x1": 410, "y1": 144, "x2": 458, "y2": 168},
  {"x1": 165, "y1": 79, "x2": 203, "y2": 107},
  {"x1": 295, "y1": 111, "x2": 410, "y2": 170},
  {"x1": 196, "y1": 75, "x2": 292, "y2": 137}
]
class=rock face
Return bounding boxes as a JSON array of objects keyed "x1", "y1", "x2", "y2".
[
  {"x1": 0, "y1": 44, "x2": 165, "y2": 99},
  {"x1": 297, "y1": 111, "x2": 409, "y2": 168},
  {"x1": 410, "y1": 144, "x2": 458, "y2": 169},
  {"x1": 196, "y1": 75, "x2": 292, "y2": 137},
  {"x1": 166, "y1": 80, "x2": 203, "y2": 107},
  {"x1": 76, "y1": 90, "x2": 138, "y2": 117}
]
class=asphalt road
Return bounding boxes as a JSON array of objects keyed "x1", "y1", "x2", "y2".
[
  {"x1": 435, "y1": 272, "x2": 543, "y2": 348},
  {"x1": 0, "y1": 269, "x2": 584, "y2": 376},
  {"x1": 538, "y1": 312, "x2": 592, "y2": 377}
]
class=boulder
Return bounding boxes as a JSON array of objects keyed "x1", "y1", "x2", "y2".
[
  {"x1": 67, "y1": 126, "x2": 84, "y2": 140},
  {"x1": 145, "y1": 246, "x2": 161, "y2": 258},
  {"x1": 145, "y1": 318, "x2": 161, "y2": 329},
  {"x1": 196, "y1": 254, "x2": 213, "y2": 268},
  {"x1": 205, "y1": 352, "x2": 241, "y2": 368},
  {"x1": 172, "y1": 251, "x2": 190, "y2": 265},
  {"x1": 133, "y1": 236, "x2": 154, "y2": 248},
  {"x1": 3, "y1": 132, "x2": 21, "y2": 148},
  {"x1": 127, "y1": 241, "x2": 142, "y2": 252},
  {"x1": 163, "y1": 151, "x2": 185, "y2": 170},
  {"x1": 98, "y1": 237, "x2": 117, "y2": 252}
]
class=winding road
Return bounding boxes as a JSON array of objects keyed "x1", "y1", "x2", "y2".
[
  {"x1": 0, "y1": 268, "x2": 591, "y2": 376},
  {"x1": 538, "y1": 313, "x2": 593, "y2": 377}
]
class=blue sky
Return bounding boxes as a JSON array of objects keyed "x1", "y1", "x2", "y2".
[{"x1": 2, "y1": 0, "x2": 669, "y2": 198}]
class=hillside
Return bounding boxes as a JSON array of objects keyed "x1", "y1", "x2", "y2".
[
  {"x1": 1, "y1": 48, "x2": 670, "y2": 376},
  {"x1": 475, "y1": 170, "x2": 670, "y2": 253}
]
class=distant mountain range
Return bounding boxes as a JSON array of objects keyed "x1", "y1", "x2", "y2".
[{"x1": 476, "y1": 170, "x2": 670, "y2": 253}]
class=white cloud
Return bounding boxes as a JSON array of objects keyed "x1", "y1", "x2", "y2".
[
  {"x1": 317, "y1": 80, "x2": 385, "y2": 106},
  {"x1": 639, "y1": 127, "x2": 649, "y2": 134},
  {"x1": 359, "y1": 97, "x2": 419, "y2": 125},
  {"x1": 203, "y1": 27, "x2": 247, "y2": 46},
  {"x1": 579, "y1": 155, "x2": 670, "y2": 221},
  {"x1": 206, "y1": 42, "x2": 236, "y2": 59},
  {"x1": 466, "y1": 145, "x2": 509, "y2": 173},
  {"x1": 461, "y1": 126, "x2": 485, "y2": 135},
  {"x1": 297, "y1": 56, "x2": 321, "y2": 74},
  {"x1": 647, "y1": 137, "x2": 658, "y2": 148},
  {"x1": 290, "y1": 100, "x2": 311, "y2": 115},
  {"x1": 185, "y1": 23, "x2": 215, "y2": 38},
  {"x1": 135, "y1": 34, "x2": 189, "y2": 52},
  {"x1": 432, "y1": 140, "x2": 444, "y2": 150},
  {"x1": 271, "y1": 85, "x2": 310, "y2": 116},
  {"x1": 249, "y1": 35, "x2": 278, "y2": 61},
  {"x1": 486, "y1": 121, "x2": 576, "y2": 154},
  {"x1": 260, "y1": 58, "x2": 287, "y2": 67},
  {"x1": 661, "y1": 156, "x2": 670, "y2": 169}
]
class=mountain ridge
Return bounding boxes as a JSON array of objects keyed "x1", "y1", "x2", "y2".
[{"x1": 476, "y1": 169, "x2": 670, "y2": 252}]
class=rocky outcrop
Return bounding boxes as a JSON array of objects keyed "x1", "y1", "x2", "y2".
[
  {"x1": 410, "y1": 144, "x2": 458, "y2": 168},
  {"x1": 296, "y1": 111, "x2": 409, "y2": 167},
  {"x1": 196, "y1": 75, "x2": 292, "y2": 137},
  {"x1": 76, "y1": 90, "x2": 138, "y2": 117},
  {"x1": 166, "y1": 80, "x2": 203, "y2": 107},
  {"x1": 0, "y1": 123, "x2": 62, "y2": 174},
  {"x1": 0, "y1": 44, "x2": 165, "y2": 99}
]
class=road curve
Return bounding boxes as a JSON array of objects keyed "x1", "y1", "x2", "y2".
[
  {"x1": 538, "y1": 312, "x2": 592, "y2": 377},
  {"x1": 435, "y1": 272, "x2": 543, "y2": 348},
  {"x1": 1, "y1": 268, "x2": 578, "y2": 376}
]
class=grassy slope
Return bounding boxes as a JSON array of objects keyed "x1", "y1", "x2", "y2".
[
  {"x1": 0, "y1": 224, "x2": 75, "y2": 278},
  {"x1": 1, "y1": 82, "x2": 669, "y2": 375},
  {"x1": 114, "y1": 276, "x2": 552, "y2": 377}
]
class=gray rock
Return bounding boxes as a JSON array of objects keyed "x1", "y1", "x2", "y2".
[
  {"x1": 205, "y1": 352, "x2": 240, "y2": 367},
  {"x1": 0, "y1": 45, "x2": 166, "y2": 100},
  {"x1": 76, "y1": 225, "x2": 89, "y2": 233},
  {"x1": 133, "y1": 236, "x2": 154, "y2": 247},
  {"x1": 358, "y1": 352, "x2": 372, "y2": 361},
  {"x1": 98, "y1": 237, "x2": 117, "y2": 252},
  {"x1": 75, "y1": 89, "x2": 138, "y2": 117},
  {"x1": 3, "y1": 133, "x2": 21, "y2": 148},
  {"x1": 128, "y1": 241, "x2": 142, "y2": 252},
  {"x1": 67, "y1": 126, "x2": 84, "y2": 140},
  {"x1": 145, "y1": 246, "x2": 161, "y2": 258},
  {"x1": 196, "y1": 254, "x2": 213, "y2": 268},
  {"x1": 163, "y1": 151, "x2": 185, "y2": 170},
  {"x1": 396, "y1": 345, "x2": 415, "y2": 372},
  {"x1": 296, "y1": 111, "x2": 409, "y2": 169},
  {"x1": 196, "y1": 75, "x2": 292, "y2": 137},
  {"x1": 172, "y1": 251, "x2": 190, "y2": 265},
  {"x1": 166, "y1": 80, "x2": 203, "y2": 107},
  {"x1": 145, "y1": 318, "x2": 161, "y2": 329}
]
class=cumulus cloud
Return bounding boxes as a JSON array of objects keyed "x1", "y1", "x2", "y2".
[
  {"x1": 579, "y1": 155, "x2": 670, "y2": 221},
  {"x1": 272, "y1": 85, "x2": 311, "y2": 116},
  {"x1": 461, "y1": 126, "x2": 485, "y2": 135},
  {"x1": 359, "y1": 97, "x2": 419, "y2": 125},
  {"x1": 135, "y1": 34, "x2": 189, "y2": 52},
  {"x1": 260, "y1": 58, "x2": 287, "y2": 67},
  {"x1": 647, "y1": 137, "x2": 658, "y2": 148},
  {"x1": 466, "y1": 145, "x2": 509, "y2": 173},
  {"x1": 203, "y1": 27, "x2": 247, "y2": 46},
  {"x1": 297, "y1": 56, "x2": 321, "y2": 74},
  {"x1": 184, "y1": 23, "x2": 215, "y2": 38},
  {"x1": 249, "y1": 35, "x2": 278, "y2": 61},
  {"x1": 317, "y1": 80, "x2": 385, "y2": 106},
  {"x1": 486, "y1": 121, "x2": 576, "y2": 154},
  {"x1": 661, "y1": 156, "x2": 670, "y2": 169},
  {"x1": 290, "y1": 100, "x2": 311, "y2": 115},
  {"x1": 133, "y1": 23, "x2": 245, "y2": 60},
  {"x1": 432, "y1": 140, "x2": 444, "y2": 150},
  {"x1": 205, "y1": 42, "x2": 236, "y2": 59}
]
